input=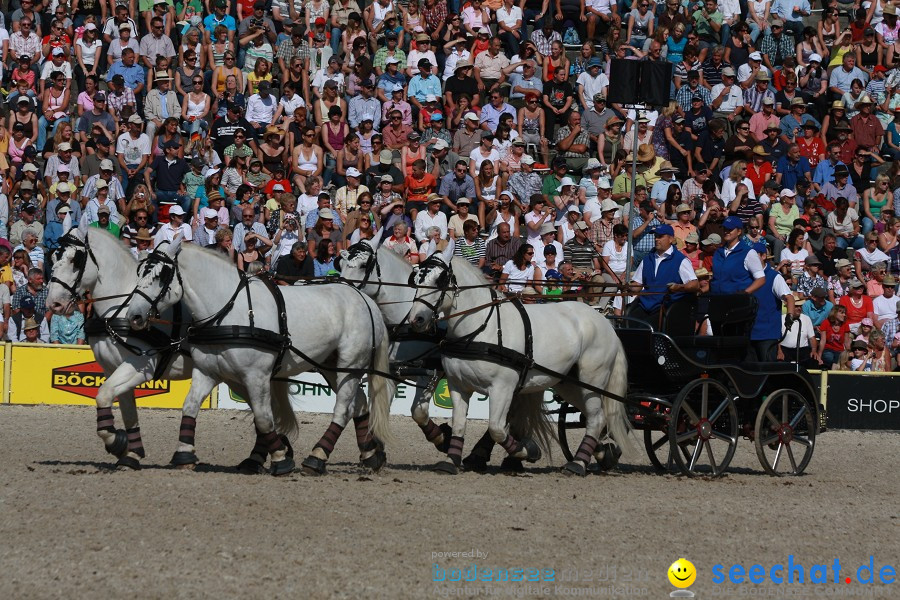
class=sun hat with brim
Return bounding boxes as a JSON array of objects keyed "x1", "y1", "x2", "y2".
[
  {"x1": 598, "y1": 177, "x2": 612, "y2": 189},
  {"x1": 856, "y1": 94, "x2": 875, "y2": 104},
  {"x1": 136, "y1": 228, "x2": 153, "y2": 241},
  {"x1": 454, "y1": 60, "x2": 472, "y2": 71},
  {"x1": 426, "y1": 193, "x2": 443, "y2": 204},
  {"x1": 885, "y1": 275, "x2": 898, "y2": 286},
  {"x1": 584, "y1": 158, "x2": 602, "y2": 171},
  {"x1": 600, "y1": 198, "x2": 619, "y2": 213},
  {"x1": 556, "y1": 177, "x2": 576, "y2": 191},
  {"x1": 657, "y1": 160, "x2": 678, "y2": 173},
  {"x1": 835, "y1": 258, "x2": 852, "y2": 269},
  {"x1": 23, "y1": 318, "x2": 40, "y2": 331},
  {"x1": 833, "y1": 123, "x2": 853, "y2": 131},
  {"x1": 318, "y1": 208, "x2": 335, "y2": 219},
  {"x1": 850, "y1": 340, "x2": 869, "y2": 352},
  {"x1": 685, "y1": 231, "x2": 700, "y2": 244},
  {"x1": 539, "y1": 223, "x2": 557, "y2": 236},
  {"x1": 637, "y1": 144, "x2": 656, "y2": 162},
  {"x1": 752, "y1": 145, "x2": 769, "y2": 156},
  {"x1": 802, "y1": 121, "x2": 820, "y2": 131},
  {"x1": 755, "y1": 72, "x2": 770, "y2": 81},
  {"x1": 675, "y1": 203, "x2": 693, "y2": 213},
  {"x1": 805, "y1": 255, "x2": 822, "y2": 266},
  {"x1": 574, "y1": 221, "x2": 590, "y2": 231},
  {"x1": 849, "y1": 278, "x2": 865, "y2": 288}
]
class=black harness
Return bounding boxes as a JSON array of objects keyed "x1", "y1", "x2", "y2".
[
  {"x1": 413, "y1": 258, "x2": 629, "y2": 405},
  {"x1": 52, "y1": 233, "x2": 187, "y2": 378}
]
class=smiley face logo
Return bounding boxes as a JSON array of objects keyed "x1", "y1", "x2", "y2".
[{"x1": 668, "y1": 558, "x2": 696, "y2": 589}]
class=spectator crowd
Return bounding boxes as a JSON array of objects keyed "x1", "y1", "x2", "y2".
[{"x1": 0, "y1": 0, "x2": 899, "y2": 370}]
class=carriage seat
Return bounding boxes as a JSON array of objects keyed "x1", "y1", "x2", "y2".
[{"x1": 673, "y1": 294, "x2": 758, "y2": 358}]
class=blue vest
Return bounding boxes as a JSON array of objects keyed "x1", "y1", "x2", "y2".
[
  {"x1": 751, "y1": 267, "x2": 782, "y2": 341},
  {"x1": 711, "y1": 242, "x2": 754, "y2": 295},
  {"x1": 639, "y1": 248, "x2": 688, "y2": 312}
]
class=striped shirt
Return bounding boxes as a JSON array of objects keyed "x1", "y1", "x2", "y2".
[
  {"x1": 455, "y1": 237, "x2": 486, "y2": 266},
  {"x1": 564, "y1": 239, "x2": 600, "y2": 270}
]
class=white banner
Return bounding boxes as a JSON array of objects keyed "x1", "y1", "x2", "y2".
[{"x1": 216, "y1": 373, "x2": 569, "y2": 422}]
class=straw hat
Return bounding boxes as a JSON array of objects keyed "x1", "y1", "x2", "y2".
[
  {"x1": 135, "y1": 228, "x2": 153, "y2": 241},
  {"x1": 637, "y1": 144, "x2": 656, "y2": 162}
]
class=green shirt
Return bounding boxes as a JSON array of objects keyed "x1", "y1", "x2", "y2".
[
  {"x1": 691, "y1": 9, "x2": 723, "y2": 41},
  {"x1": 541, "y1": 174, "x2": 562, "y2": 199},
  {"x1": 90, "y1": 221, "x2": 121, "y2": 237}
]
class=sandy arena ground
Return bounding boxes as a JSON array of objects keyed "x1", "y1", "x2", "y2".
[{"x1": 0, "y1": 405, "x2": 897, "y2": 599}]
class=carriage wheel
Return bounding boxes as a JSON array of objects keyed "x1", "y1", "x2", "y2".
[
  {"x1": 668, "y1": 378, "x2": 739, "y2": 478},
  {"x1": 643, "y1": 428, "x2": 686, "y2": 473},
  {"x1": 556, "y1": 401, "x2": 585, "y2": 462},
  {"x1": 753, "y1": 389, "x2": 816, "y2": 476}
]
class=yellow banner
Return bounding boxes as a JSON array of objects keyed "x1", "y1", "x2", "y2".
[{"x1": 8, "y1": 344, "x2": 209, "y2": 409}]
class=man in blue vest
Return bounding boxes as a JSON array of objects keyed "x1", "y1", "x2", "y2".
[
  {"x1": 748, "y1": 241, "x2": 795, "y2": 361},
  {"x1": 624, "y1": 224, "x2": 699, "y2": 324},
  {"x1": 710, "y1": 216, "x2": 767, "y2": 296}
]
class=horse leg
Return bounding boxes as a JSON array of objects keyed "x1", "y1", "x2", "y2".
[
  {"x1": 488, "y1": 388, "x2": 542, "y2": 464},
  {"x1": 412, "y1": 373, "x2": 452, "y2": 453},
  {"x1": 116, "y1": 390, "x2": 145, "y2": 471},
  {"x1": 352, "y1": 387, "x2": 387, "y2": 472},
  {"x1": 300, "y1": 371, "x2": 352, "y2": 476},
  {"x1": 94, "y1": 364, "x2": 150, "y2": 464},
  {"x1": 559, "y1": 391, "x2": 606, "y2": 477},
  {"x1": 435, "y1": 387, "x2": 471, "y2": 475},
  {"x1": 170, "y1": 370, "x2": 219, "y2": 470},
  {"x1": 243, "y1": 378, "x2": 295, "y2": 476}
]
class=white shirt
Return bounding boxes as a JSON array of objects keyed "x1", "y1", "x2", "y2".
[
  {"x1": 442, "y1": 49, "x2": 471, "y2": 81},
  {"x1": 496, "y1": 5, "x2": 523, "y2": 28},
  {"x1": 780, "y1": 313, "x2": 816, "y2": 348},
  {"x1": 737, "y1": 64, "x2": 771, "y2": 86},
  {"x1": 414, "y1": 210, "x2": 448, "y2": 241},
  {"x1": 311, "y1": 69, "x2": 345, "y2": 95},
  {"x1": 873, "y1": 293, "x2": 900, "y2": 321},
  {"x1": 632, "y1": 246, "x2": 698, "y2": 282},
  {"x1": 721, "y1": 176, "x2": 757, "y2": 205},
  {"x1": 576, "y1": 71, "x2": 610, "y2": 108},
  {"x1": 116, "y1": 132, "x2": 151, "y2": 166},
  {"x1": 468, "y1": 147, "x2": 500, "y2": 175},
  {"x1": 246, "y1": 93, "x2": 277, "y2": 123},
  {"x1": 154, "y1": 222, "x2": 193, "y2": 246},
  {"x1": 583, "y1": 197, "x2": 604, "y2": 223},
  {"x1": 278, "y1": 94, "x2": 306, "y2": 121},
  {"x1": 711, "y1": 82, "x2": 744, "y2": 113},
  {"x1": 532, "y1": 239, "x2": 564, "y2": 269},
  {"x1": 502, "y1": 260, "x2": 536, "y2": 292},
  {"x1": 602, "y1": 239, "x2": 629, "y2": 273}
]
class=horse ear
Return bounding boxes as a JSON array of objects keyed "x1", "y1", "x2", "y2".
[
  {"x1": 77, "y1": 214, "x2": 89, "y2": 238},
  {"x1": 339, "y1": 249, "x2": 349, "y2": 260},
  {"x1": 62, "y1": 213, "x2": 73, "y2": 235},
  {"x1": 168, "y1": 233, "x2": 183, "y2": 255},
  {"x1": 440, "y1": 238, "x2": 455, "y2": 263}
]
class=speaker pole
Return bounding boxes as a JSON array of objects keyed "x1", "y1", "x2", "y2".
[{"x1": 624, "y1": 106, "x2": 640, "y2": 306}]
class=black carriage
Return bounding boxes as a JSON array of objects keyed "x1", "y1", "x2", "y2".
[{"x1": 556, "y1": 294, "x2": 824, "y2": 477}]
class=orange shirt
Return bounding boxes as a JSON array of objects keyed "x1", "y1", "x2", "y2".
[{"x1": 405, "y1": 173, "x2": 436, "y2": 203}]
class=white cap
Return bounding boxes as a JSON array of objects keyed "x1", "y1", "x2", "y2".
[
  {"x1": 319, "y1": 208, "x2": 335, "y2": 219},
  {"x1": 100, "y1": 159, "x2": 115, "y2": 171},
  {"x1": 168, "y1": 205, "x2": 186, "y2": 216},
  {"x1": 202, "y1": 207, "x2": 218, "y2": 219},
  {"x1": 56, "y1": 182, "x2": 71, "y2": 193},
  {"x1": 520, "y1": 155, "x2": 535, "y2": 165},
  {"x1": 272, "y1": 183, "x2": 285, "y2": 191},
  {"x1": 391, "y1": 83, "x2": 404, "y2": 92},
  {"x1": 52, "y1": 47, "x2": 65, "y2": 56},
  {"x1": 598, "y1": 177, "x2": 612, "y2": 190},
  {"x1": 345, "y1": 167, "x2": 361, "y2": 178},
  {"x1": 385, "y1": 57, "x2": 400, "y2": 65},
  {"x1": 85, "y1": 23, "x2": 97, "y2": 31},
  {"x1": 539, "y1": 222, "x2": 557, "y2": 235},
  {"x1": 749, "y1": 51, "x2": 762, "y2": 61},
  {"x1": 780, "y1": 188, "x2": 797, "y2": 197},
  {"x1": 464, "y1": 112, "x2": 479, "y2": 122},
  {"x1": 432, "y1": 139, "x2": 449, "y2": 151},
  {"x1": 809, "y1": 53, "x2": 822, "y2": 63}
]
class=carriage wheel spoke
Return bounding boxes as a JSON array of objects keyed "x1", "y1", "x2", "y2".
[
  {"x1": 651, "y1": 435, "x2": 668, "y2": 451},
  {"x1": 677, "y1": 429, "x2": 699, "y2": 444},
  {"x1": 765, "y1": 408, "x2": 780, "y2": 429},
  {"x1": 681, "y1": 403, "x2": 700, "y2": 424},
  {"x1": 708, "y1": 398, "x2": 732, "y2": 425},
  {"x1": 786, "y1": 444, "x2": 798, "y2": 473},
  {"x1": 793, "y1": 435, "x2": 813, "y2": 448},
  {"x1": 688, "y1": 440, "x2": 703, "y2": 471},
  {"x1": 705, "y1": 441, "x2": 718, "y2": 475},
  {"x1": 771, "y1": 444, "x2": 783, "y2": 470},
  {"x1": 759, "y1": 433, "x2": 779, "y2": 448},
  {"x1": 710, "y1": 431, "x2": 736, "y2": 446},
  {"x1": 789, "y1": 404, "x2": 808, "y2": 429},
  {"x1": 701, "y1": 384, "x2": 709, "y2": 418},
  {"x1": 782, "y1": 396, "x2": 789, "y2": 423}
]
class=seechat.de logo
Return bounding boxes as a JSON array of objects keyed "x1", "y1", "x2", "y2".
[{"x1": 52, "y1": 361, "x2": 170, "y2": 400}]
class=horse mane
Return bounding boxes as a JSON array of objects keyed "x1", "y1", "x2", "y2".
[
  {"x1": 87, "y1": 227, "x2": 137, "y2": 262},
  {"x1": 377, "y1": 242, "x2": 413, "y2": 274},
  {"x1": 450, "y1": 255, "x2": 491, "y2": 288},
  {"x1": 179, "y1": 239, "x2": 242, "y2": 269}
]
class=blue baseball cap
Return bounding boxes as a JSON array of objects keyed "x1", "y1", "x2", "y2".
[
  {"x1": 430, "y1": 113, "x2": 443, "y2": 121},
  {"x1": 586, "y1": 57, "x2": 602, "y2": 69},
  {"x1": 752, "y1": 241, "x2": 768, "y2": 254},
  {"x1": 654, "y1": 224, "x2": 675, "y2": 236},
  {"x1": 722, "y1": 216, "x2": 744, "y2": 231},
  {"x1": 545, "y1": 269, "x2": 562, "y2": 280}
]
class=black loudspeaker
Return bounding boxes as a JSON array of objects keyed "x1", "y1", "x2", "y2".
[{"x1": 607, "y1": 59, "x2": 675, "y2": 107}]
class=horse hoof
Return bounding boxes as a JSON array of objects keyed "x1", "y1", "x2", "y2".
[
  {"x1": 171, "y1": 451, "x2": 199, "y2": 466},
  {"x1": 435, "y1": 423, "x2": 453, "y2": 453},
  {"x1": 434, "y1": 460, "x2": 459, "y2": 475},
  {"x1": 236, "y1": 458, "x2": 266, "y2": 475},
  {"x1": 300, "y1": 455, "x2": 327, "y2": 476},
  {"x1": 175, "y1": 463, "x2": 196, "y2": 471},
  {"x1": 280, "y1": 435, "x2": 294, "y2": 459},
  {"x1": 499, "y1": 456, "x2": 525, "y2": 474},
  {"x1": 522, "y1": 438, "x2": 542, "y2": 463},
  {"x1": 270, "y1": 457, "x2": 295, "y2": 476},
  {"x1": 361, "y1": 450, "x2": 386, "y2": 472},
  {"x1": 462, "y1": 452, "x2": 489, "y2": 473},
  {"x1": 562, "y1": 461, "x2": 587, "y2": 477},
  {"x1": 595, "y1": 443, "x2": 621, "y2": 471},
  {"x1": 106, "y1": 430, "x2": 128, "y2": 458},
  {"x1": 116, "y1": 456, "x2": 141, "y2": 471}
]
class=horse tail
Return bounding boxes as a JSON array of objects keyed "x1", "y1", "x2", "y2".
[
  {"x1": 367, "y1": 331, "x2": 396, "y2": 446},
  {"x1": 509, "y1": 392, "x2": 555, "y2": 456},
  {"x1": 603, "y1": 344, "x2": 633, "y2": 455},
  {"x1": 271, "y1": 379, "x2": 299, "y2": 441}
]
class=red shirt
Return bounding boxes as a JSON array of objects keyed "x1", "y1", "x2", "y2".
[
  {"x1": 797, "y1": 136, "x2": 825, "y2": 169},
  {"x1": 404, "y1": 173, "x2": 436, "y2": 202},
  {"x1": 746, "y1": 161, "x2": 773, "y2": 196},
  {"x1": 819, "y1": 319, "x2": 850, "y2": 352},
  {"x1": 839, "y1": 294, "x2": 874, "y2": 326}
]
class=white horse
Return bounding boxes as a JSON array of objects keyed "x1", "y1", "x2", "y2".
[
  {"x1": 337, "y1": 241, "x2": 452, "y2": 448},
  {"x1": 46, "y1": 224, "x2": 295, "y2": 472},
  {"x1": 45, "y1": 224, "x2": 204, "y2": 469},
  {"x1": 407, "y1": 247, "x2": 632, "y2": 475},
  {"x1": 125, "y1": 236, "x2": 395, "y2": 475}
]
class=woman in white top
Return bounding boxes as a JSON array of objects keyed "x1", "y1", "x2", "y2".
[
  {"x1": 525, "y1": 196, "x2": 553, "y2": 245},
  {"x1": 747, "y1": 0, "x2": 770, "y2": 43},
  {"x1": 74, "y1": 24, "x2": 102, "y2": 92},
  {"x1": 558, "y1": 207, "x2": 581, "y2": 244},
  {"x1": 475, "y1": 161, "x2": 500, "y2": 207},
  {"x1": 602, "y1": 223, "x2": 629, "y2": 284},
  {"x1": 720, "y1": 160, "x2": 756, "y2": 206},
  {"x1": 500, "y1": 244, "x2": 543, "y2": 294},
  {"x1": 487, "y1": 191, "x2": 520, "y2": 240},
  {"x1": 468, "y1": 134, "x2": 500, "y2": 178},
  {"x1": 181, "y1": 73, "x2": 212, "y2": 136},
  {"x1": 778, "y1": 229, "x2": 810, "y2": 285}
]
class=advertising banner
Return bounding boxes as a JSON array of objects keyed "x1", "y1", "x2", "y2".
[
  {"x1": 8, "y1": 345, "x2": 210, "y2": 409},
  {"x1": 217, "y1": 373, "x2": 567, "y2": 421},
  {"x1": 825, "y1": 372, "x2": 900, "y2": 430}
]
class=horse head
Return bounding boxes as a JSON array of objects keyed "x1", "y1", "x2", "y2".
[
  {"x1": 407, "y1": 241, "x2": 457, "y2": 332},
  {"x1": 46, "y1": 218, "x2": 95, "y2": 314},
  {"x1": 337, "y1": 239, "x2": 381, "y2": 294},
  {"x1": 127, "y1": 234, "x2": 184, "y2": 330}
]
